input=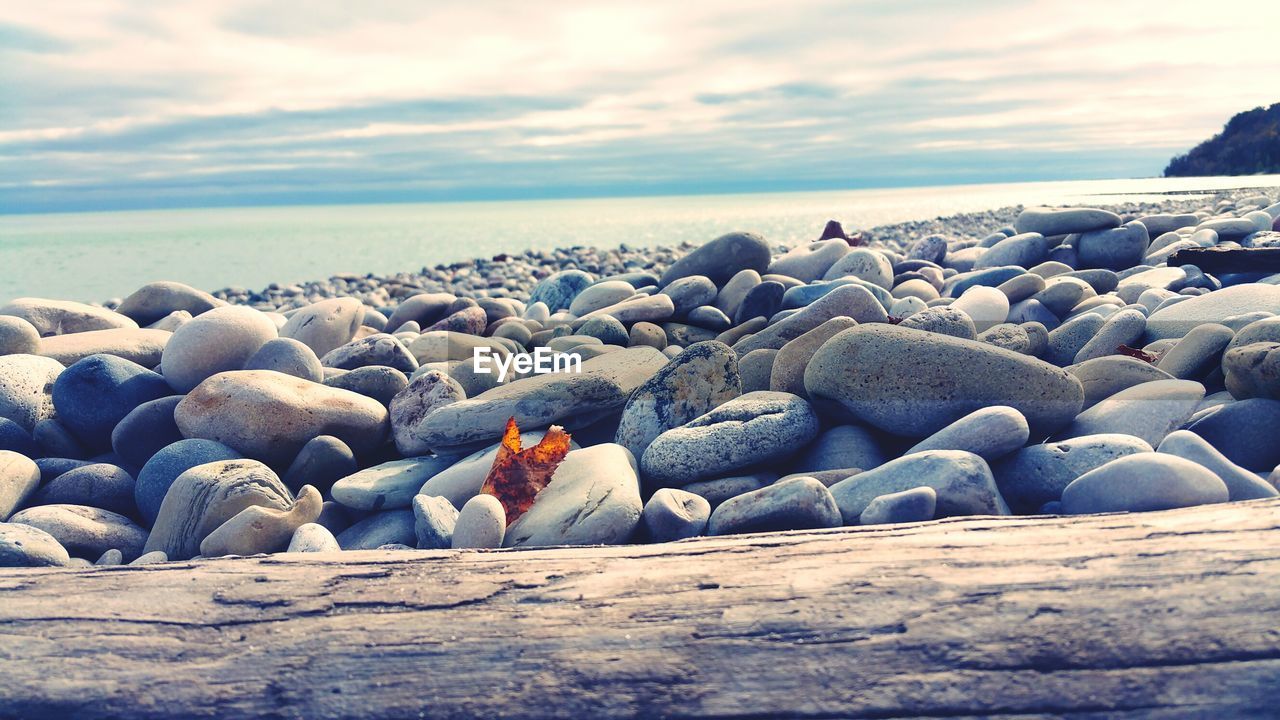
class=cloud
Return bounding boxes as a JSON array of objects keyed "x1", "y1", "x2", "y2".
[{"x1": 1, "y1": 0, "x2": 1277, "y2": 213}]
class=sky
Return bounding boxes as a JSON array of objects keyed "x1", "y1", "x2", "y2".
[{"x1": 2, "y1": 0, "x2": 1278, "y2": 214}]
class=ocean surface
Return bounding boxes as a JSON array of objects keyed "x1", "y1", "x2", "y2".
[{"x1": 3, "y1": 175, "x2": 1279, "y2": 303}]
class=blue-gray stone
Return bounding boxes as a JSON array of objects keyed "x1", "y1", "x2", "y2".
[
  {"x1": 858, "y1": 486, "x2": 937, "y2": 525},
  {"x1": 661, "y1": 232, "x2": 772, "y2": 287},
  {"x1": 0, "y1": 418, "x2": 35, "y2": 456},
  {"x1": 412, "y1": 493, "x2": 459, "y2": 549},
  {"x1": 1185, "y1": 398, "x2": 1280, "y2": 471},
  {"x1": 52, "y1": 354, "x2": 171, "y2": 453},
  {"x1": 528, "y1": 269, "x2": 595, "y2": 312},
  {"x1": 734, "y1": 281, "x2": 786, "y2": 324},
  {"x1": 579, "y1": 315, "x2": 629, "y2": 346},
  {"x1": 324, "y1": 366, "x2": 409, "y2": 406},
  {"x1": 282, "y1": 435, "x2": 357, "y2": 493},
  {"x1": 110, "y1": 395, "x2": 183, "y2": 471},
  {"x1": 1060, "y1": 453, "x2": 1227, "y2": 514},
  {"x1": 945, "y1": 266, "x2": 1027, "y2": 298},
  {"x1": 706, "y1": 476, "x2": 841, "y2": 535},
  {"x1": 134, "y1": 438, "x2": 243, "y2": 526},
  {"x1": 642, "y1": 487, "x2": 711, "y2": 542},
  {"x1": 641, "y1": 391, "x2": 819, "y2": 487},
  {"x1": 829, "y1": 450, "x2": 1008, "y2": 522},
  {"x1": 28, "y1": 463, "x2": 135, "y2": 516}
]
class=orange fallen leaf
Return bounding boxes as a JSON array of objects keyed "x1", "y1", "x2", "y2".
[{"x1": 479, "y1": 417, "x2": 571, "y2": 525}]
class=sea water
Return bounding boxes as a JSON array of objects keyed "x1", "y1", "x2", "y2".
[{"x1": 2, "y1": 175, "x2": 1279, "y2": 303}]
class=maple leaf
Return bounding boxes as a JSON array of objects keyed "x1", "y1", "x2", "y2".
[{"x1": 479, "y1": 417, "x2": 572, "y2": 525}]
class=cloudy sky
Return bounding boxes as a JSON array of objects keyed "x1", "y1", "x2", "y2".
[{"x1": 2, "y1": 0, "x2": 1277, "y2": 213}]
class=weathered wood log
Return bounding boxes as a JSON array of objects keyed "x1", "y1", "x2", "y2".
[
  {"x1": 1168, "y1": 246, "x2": 1280, "y2": 274},
  {"x1": 3, "y1": 499, "x2": 1280, "y2": 719}
]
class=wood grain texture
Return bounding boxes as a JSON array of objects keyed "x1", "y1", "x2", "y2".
[{"x1": 3, "y1": 499, "x2": 1280, "y2": 719}]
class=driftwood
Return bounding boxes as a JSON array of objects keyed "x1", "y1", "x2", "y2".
[
  {"x1": 3, "y1": 498, "x2": 1280, "y2": 719},
  {"x1": 1168, "y1": 246, "x2": 1280, "y2": 274}
]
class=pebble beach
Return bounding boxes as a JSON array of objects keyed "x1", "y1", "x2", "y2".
[{"x1": 3, "y1": 189, "x2": 1280, "y2": 567}]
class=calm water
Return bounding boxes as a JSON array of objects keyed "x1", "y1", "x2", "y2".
[{"x1": 3, "y1": 175, "x2": 1279, "y2": 303}]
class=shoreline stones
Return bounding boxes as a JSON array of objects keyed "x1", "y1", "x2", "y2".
[
  {"x1": 174, "y1": 370, "x2": 389, "y2": 467},
  {"x1": 641, "y1": 391, "x2": 819, "y2": 487},
  {"x1": 805, "y1": 324, "x2": 1083, "y2": 438},
  {"x1": 2, "y1": 189, "x2": 1279, "y2": 567}
]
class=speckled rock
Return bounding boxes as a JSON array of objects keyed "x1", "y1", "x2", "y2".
[
  {"x1": 174, "y1": 370, "x2": 389, "y2": 467},
  {"x1": 642, "y1": 391, "x2": 820, "y2": 486},
  {"x1": 323, "y1": 334, "x2": 420, "y2": 376},
  {"x1": 768, "y1": 317, "x2": 858, "y2": 398},
  {"x1": 0, "y1": 316, "x2": 41, "y2": 355},
  {"x1": 529, "y1": 270, "x2": 595, "y2": 312},
  {"x1": 898, "y1": 306, "x2": 977, "y2": 340},
  {"x1": 1223, "y1": 342, "x2": 1280, "y2": 400},
  {"x1": 615, "y1": 341, "x2": 741, "y2": 461},
  {"x1": 389, "y1": 369, "x2": 467, "y2": 456},
  {"x1": 823, "y1": 248, "x2": 894, "y2": 288},
  {"x1": 805, "y1": 324, "x2": 1083, "y2": 438},
  {"x1": 0, "y1": 354, "x2": 62, "y2": 432}
]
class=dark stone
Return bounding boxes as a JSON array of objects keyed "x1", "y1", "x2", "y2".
[
  {"x1": 134, "y1": 439, "x2": 243, "y2": 526},
  {"x1": 51, "y1": 354, "x2": 170, "y2": 452},
  {"x1": 111, "y1": 395, "x2": 184, "y2": 471}
]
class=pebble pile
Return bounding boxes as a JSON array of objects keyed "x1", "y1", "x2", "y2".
[{"x1": 3, "y1": 191, "x2": 1280, "y2": 567}]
